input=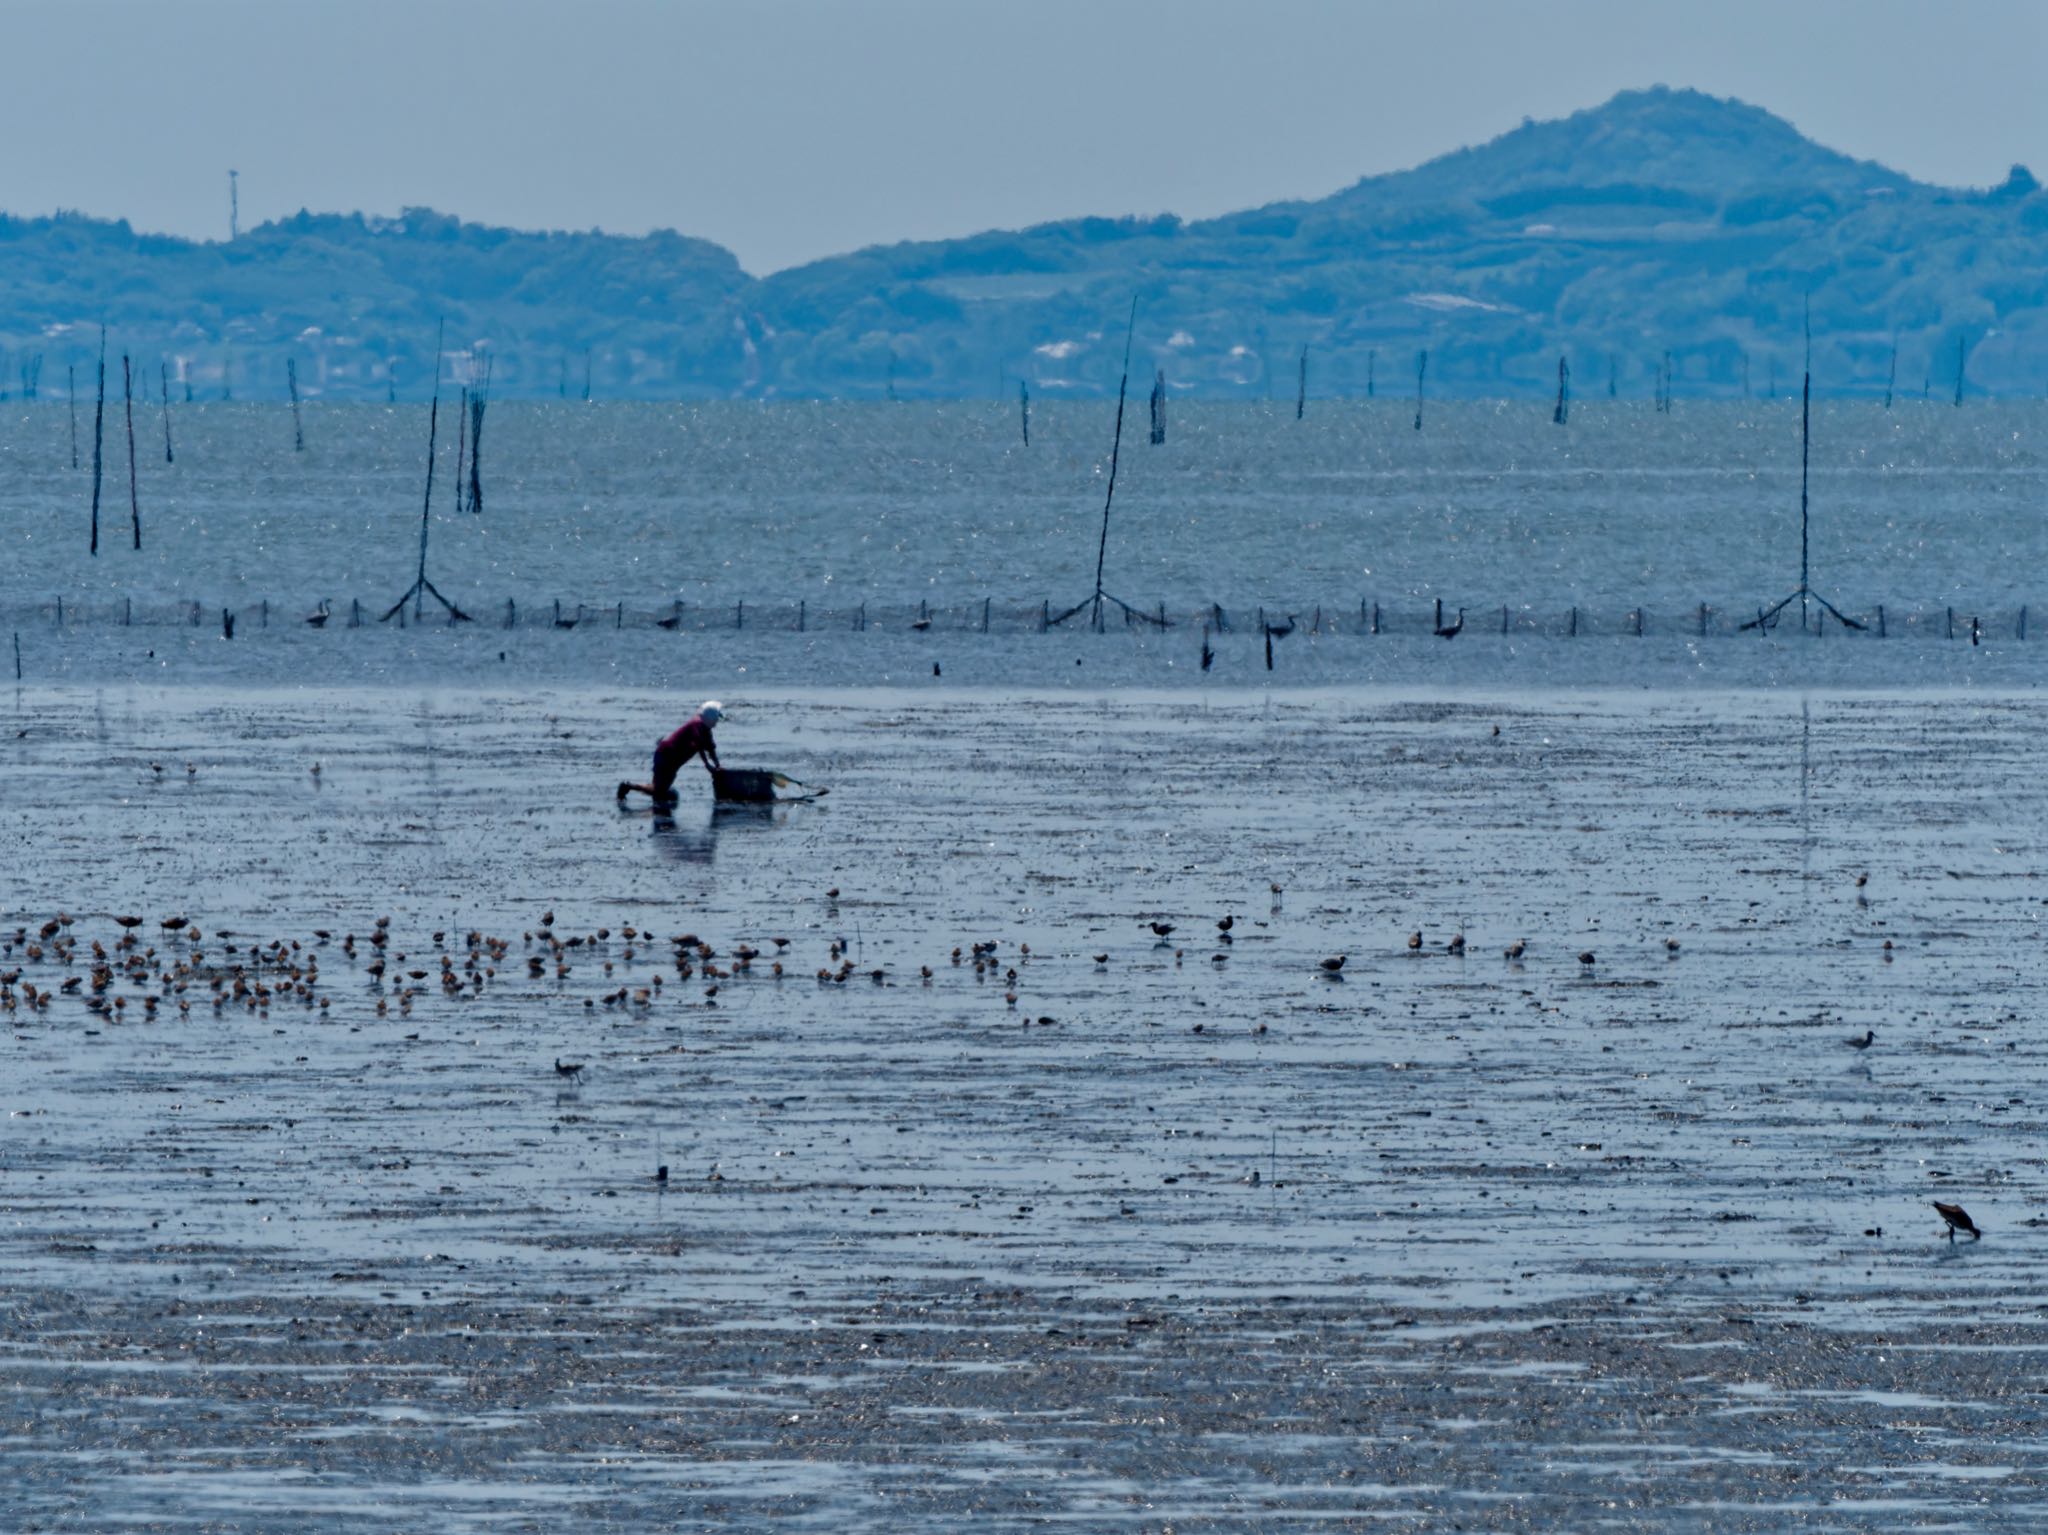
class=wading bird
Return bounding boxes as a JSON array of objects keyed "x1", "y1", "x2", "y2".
[{"x1": 1934, "y1": 1200, "x2": 1980, "y2": 1242}]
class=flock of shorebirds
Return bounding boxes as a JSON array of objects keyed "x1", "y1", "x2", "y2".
[{"x1": 0, "y1": 881, "x2": 1979, "y2": 1244}]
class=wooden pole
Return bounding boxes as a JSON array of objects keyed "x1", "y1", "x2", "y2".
[
  {"x1": 415, "y1": 388, "x2": 439, "y2": 618},
  {"x1": 1884, "y1": 339, "x2": 1897, "y2": 411},
  {"x1": 159, "y1": 361, "x2": 174, "y2": 463},
  {"x1": 466, "y1": 360, "x2": 487, "y2": 513},
  {"x1": 1413, "y1": 349, "x2": 1427, "y2": 431},
  {"x1": 89, "y1": 331, "x2": 105, "y2": 556},
  {"x1": 1086, "y1": 297, "x2": 1139, "y2": 632},
  {"x1": 452, "y1": 385, "x2": 468, "y2": 517},
  {"x1": 1019, "y1": 380, "x2": 1030, "y2": 446},
  {"x1": 1553, "y1": 355, "x2": 1569, "y2": 425},
  {"x1": 68, "y1": 364, "x2": 78, "y2": 469},
  {"x1": 1295, "y1": 344, "x2": 1307, "y2": 420},
  {"x1": 123, "y1": 354, "x2": 140, "y2": 551},
  {"x1": 287, "y1": 357, "x2": 305, "y2": 450},
  {"x1": 1799, "y1": 368, "x2": 1810, "y2": 631}
]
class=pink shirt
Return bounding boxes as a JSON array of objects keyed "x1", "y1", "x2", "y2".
[{"x1": 656, "y1": 715, "x2": 719, "y2": 768}]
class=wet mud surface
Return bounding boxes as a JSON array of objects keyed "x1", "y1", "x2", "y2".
[{"x1": 5, "y1": 685, "x2": 2048, "y2": 1529}]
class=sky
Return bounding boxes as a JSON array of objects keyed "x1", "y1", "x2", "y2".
[{"x1": 5, "y1": 0, "x2": 2044, "y2": 274}]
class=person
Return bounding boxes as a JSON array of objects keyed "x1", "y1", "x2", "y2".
[{"x1": 618, "y1": 701, "x2": 723, "y2": 805}]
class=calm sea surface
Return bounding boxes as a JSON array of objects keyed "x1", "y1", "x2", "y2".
[{"x1": 3, "y1": 397, "x2": 2044, "y2": 620}]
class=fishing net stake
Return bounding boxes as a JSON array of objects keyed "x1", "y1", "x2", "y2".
[
  {"x1": 1049, "y1": 297, "x2": 1171, "y2": 634},
  {"x1": 382, "y1": 321, "x2": 471, "y2": 625},
  {"x1": 1742, "y1": 335, "x2": 1863, "y2": 635}
]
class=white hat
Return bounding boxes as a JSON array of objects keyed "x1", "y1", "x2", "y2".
[{"x1": 699, "y1": 700, "x2": 724, "y2": 724}]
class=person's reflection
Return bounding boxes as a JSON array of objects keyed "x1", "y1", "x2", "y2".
[{"x1": 649, "y1": 800, "x2": 786, "y2": 863}]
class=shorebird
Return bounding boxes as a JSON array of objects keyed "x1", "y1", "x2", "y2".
[
  {"x1": 554, "y1": 1057, "x2": 585, "y2": 1079},
  {"x1": 305, "y1": 600, "x2": 331, "y2": 628},
  {"x1": 1319, "y1": 955, "x2": 1346, "y2": 973},
  {"x1": 910, "y1": 617, "x2": 932, "y2": 632},
  {"x1": 1217, "y1": 915, "x2": 1235, "y2": 935},
  {"x1": 1435, "y1": 608, "x2": 1466, "y2": 639},
  {"x1": 1149, "y1": 922, "x2": 1175, "y2": 939},
  {"x1": 115, "y1": 916, "x2": 144, "y2": 930},
  {"x1": 1665, "y1": 937, "x2": 1681, "y2": 953},
  {"x1": 655, "y1": 613, "x2": 682, "y2": 631},
  {"x1": 1846, "y1": 1029, "x2": 1876, "y2": 1049},
  {"x1": 1933, "y1": 1200, "x2": 1981, "y2": 1242},
  {"x1": 654, "y1": 1164, "x2": 669, "y2": 1184},
  {"x1": 1504, "y1": 940, "x2": 1526, "y2": 961},
  {"x1": 1446, "y1": 933, "x2": 1465, "y2": 955},
  {"x1": 1407, "y1": 931, "x2": 1423, "y2": 951},
  {"x1": 1578, "y1": 951, "x2": 1596, "y2": 967},
  {"x1": 1092, "y1": 953, "x2": 1108, "y2": 966}
]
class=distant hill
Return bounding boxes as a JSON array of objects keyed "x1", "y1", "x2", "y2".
[{"x1": 5, "y1": 87, "x2": 2047, "y2": 400}]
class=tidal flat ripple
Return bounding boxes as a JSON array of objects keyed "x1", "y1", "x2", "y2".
[{"x1": 3, "y1": 684, "x2": 2048, "y2": 1529}]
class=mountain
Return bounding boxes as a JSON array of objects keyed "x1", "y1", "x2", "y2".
[
  {"x1": 4, "y1": 87, "x2": 2046, "y2": 400},
  {"x1": 0, "y1": 208, "x2": 751, "y2": 399}
]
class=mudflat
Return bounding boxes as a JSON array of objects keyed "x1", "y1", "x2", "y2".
[{"x1": 4, "y1": 685, "x2": 2046, "y2": 1530}]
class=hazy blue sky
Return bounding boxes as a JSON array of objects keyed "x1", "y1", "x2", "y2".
[{"x1": 6, "y1": 0, "x2": 2043, "y2": 273}]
